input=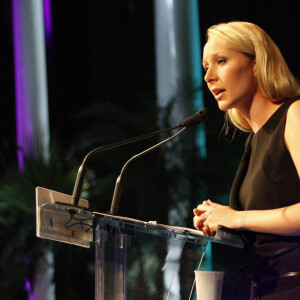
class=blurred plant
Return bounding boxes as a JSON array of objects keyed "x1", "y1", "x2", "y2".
[
  {"x1": 0, "y1": 98, "x2": 173, "y2": 299},
  {"x1": 0, "y1": 143, "x2": 91, "y2": 299}
]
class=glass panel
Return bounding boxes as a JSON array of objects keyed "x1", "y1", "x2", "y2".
[
  {"x1": 36, "y1": 187, "x2": 92, "y2": 248},
  {"x1": 94, "y1": 213, "x2": 209, "y2": 300},
  {"x1": 39, "y1": 203, "x2": 93, "y2": 248}
]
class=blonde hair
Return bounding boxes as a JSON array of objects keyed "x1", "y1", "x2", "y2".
[{"x1": 206, "y1": 21, "x2": 300, "y2": 131}]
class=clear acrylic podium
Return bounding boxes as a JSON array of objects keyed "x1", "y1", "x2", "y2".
[{"x1": 36, "y1": 187, "x2": 243, "y2": 300}]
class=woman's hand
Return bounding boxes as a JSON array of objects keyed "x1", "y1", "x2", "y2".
[
  {"x1": 193, "y1": 199, "x2": 240, "y2": 236},
  {"x1": 194, "y1": 200, "x2": 300, "y2": 237}
]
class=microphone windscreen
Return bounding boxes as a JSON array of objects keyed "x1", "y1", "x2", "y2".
[{"x1": 179, "y1": 108, "x2": 208, "y2": 127}]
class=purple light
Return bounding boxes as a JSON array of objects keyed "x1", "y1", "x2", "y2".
[
  {"x1": 12, "y1": 0, "x2": 35, "y2": 171},
  {"x1": 24, "y1": 277, "x2": 35, "y2": 300},
  {"x1": 43, "y1": 0, "x2": 52, "y2": 43},
  {"x1": 25, "y1": 277, "x2": 31, "y2": 291}
]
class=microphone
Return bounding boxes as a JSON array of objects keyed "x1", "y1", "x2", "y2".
[
  {"x1": 109, "y1": 108, "x2": 208, "y2": 215},
  {"x1": 109, "y1": 128, "x2": 186, "y2": 215},
  {"x1": 179, "y1": 107, "x2": 208, "y2": 127},
  {"x1": 71, "y1": 108, "x2": 208, "y2": 206}
]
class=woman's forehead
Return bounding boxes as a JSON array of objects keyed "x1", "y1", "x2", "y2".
[{"x1": 202, "y1": 40, "x2": 230, "y2": 62}]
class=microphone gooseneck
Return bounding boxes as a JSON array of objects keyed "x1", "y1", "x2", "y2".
[
  {"x1": 71, "y1": 125, "x2": 180, "y2": 205},
  {"x1": 109, "y1": 127, "x2": 187, "y2": 215},
  {"x1": 109, "y1": 108, "x2": 209, "y2": 215},
  {"x1": 71, "y1": 108, "x2": 208, "y2": 207}
]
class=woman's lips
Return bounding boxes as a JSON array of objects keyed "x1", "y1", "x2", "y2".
[
  {"x1": 212, "y1": 88, "x2": 226, "y2": 101},
  {"x1": 215, "y1": 90, "x2": 225, "y2": 101}
]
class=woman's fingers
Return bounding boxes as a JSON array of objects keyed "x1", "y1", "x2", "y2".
[
  {"x1": 193, "y1": 208, "x2": 200, "y2": 216},
  {"x1": 202, "y1": 223, "x2": 216, "y2": 237},
  {"x1": 193, "y1": 216, "x2": 203, "y2": 231},
  {"x1": 202, "y1": 224, "x2": 211, "y2": 236},
  {"x1": 193, "y1": 199, "x2": 218, "y2": 235},
  {"x1": 193, "y1": 211, "x2": 209, "y2": 231},
  {"x1": 206, "y1": 199, "x2": 215, "y2": 206}
]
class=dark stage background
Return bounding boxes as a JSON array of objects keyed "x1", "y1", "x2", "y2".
[{"x1": 0, "y1": 0, "x2": 299, "y2": 299}]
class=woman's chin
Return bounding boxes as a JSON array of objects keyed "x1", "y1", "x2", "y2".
[
  {"x1": 216, "y1": 97, "x2": 237, "y2": 111},
  {"x1": 217, "y1": 101, "x2": 230, "y2": 111}
]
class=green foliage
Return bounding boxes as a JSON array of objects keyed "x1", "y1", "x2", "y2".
[{"x1": 0, "y1": 145, "x2": 85, "y2": 299}]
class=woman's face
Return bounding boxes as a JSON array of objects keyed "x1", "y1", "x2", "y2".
[{"x1": 202, "y1": 38, "x2": 257, "y2": 112}]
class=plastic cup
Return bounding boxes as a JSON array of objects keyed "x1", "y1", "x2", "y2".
[{"x1": 194, "y1": 270, "x2": 224, "y2": 300}]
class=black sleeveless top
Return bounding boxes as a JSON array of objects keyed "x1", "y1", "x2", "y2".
[{"x1": 229, "y1": 97, "x2": 300, "y2": 271}]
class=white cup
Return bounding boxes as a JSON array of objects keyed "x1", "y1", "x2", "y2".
[{"x1": 194, "y1": 270, "x2": 224, "y2": 300}]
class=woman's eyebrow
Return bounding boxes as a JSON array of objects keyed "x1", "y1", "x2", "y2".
[{"x1": 203, "y1": 51, "x2": 229, "y2": 65}]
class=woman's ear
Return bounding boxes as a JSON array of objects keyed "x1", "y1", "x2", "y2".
[{"x1": 252, "y1": 58, "x2": 256, "y2": 73}]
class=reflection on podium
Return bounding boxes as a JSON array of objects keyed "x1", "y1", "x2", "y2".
[{"x1": 36, "y1": 187, "x2": 242, "y2": 299}]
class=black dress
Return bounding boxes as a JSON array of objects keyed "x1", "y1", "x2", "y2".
[{"x1": 229, "y1": 97, "x2": 300, "y2": 299}]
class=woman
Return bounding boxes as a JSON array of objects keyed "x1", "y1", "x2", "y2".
[{"x1": 193, "y1": 21, "x2": 300, "y2": 299}]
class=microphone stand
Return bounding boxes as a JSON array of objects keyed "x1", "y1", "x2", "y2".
[
  {"x1": 71, "y1": 125, "x2": 181, "y2": 205},
  {"x1": 109, "y1": 127, "x2": 187, "y2": 215},
  {"x1": 71, "y1": 108, "x2": 208, "y2": 206}
]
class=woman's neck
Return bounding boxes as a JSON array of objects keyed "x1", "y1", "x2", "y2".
[{"x1": 240, "y1": 92, "x2": 283, "y2": 133}]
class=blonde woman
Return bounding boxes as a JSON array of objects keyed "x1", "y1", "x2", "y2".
[{"x1": 193, "y1": 21, "x2": 300, "y2": 299}]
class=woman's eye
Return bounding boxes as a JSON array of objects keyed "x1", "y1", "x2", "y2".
[{"x1": 218, "y1": 58, "x2": 226, "y2": 64}]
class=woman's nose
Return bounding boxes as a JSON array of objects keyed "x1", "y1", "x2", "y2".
[{"x1": 204, "y1": 67, "x2": 217, "y2": 83}]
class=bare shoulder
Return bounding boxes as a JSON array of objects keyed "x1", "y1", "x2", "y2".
[
  {"x1": 285, "y1": 99, "x2": 300, "y2": 177},
  {"x1": 285, "y1": 99, "x2": 300, "y2": 137},
  {"x1": 287, "y1": 99, "x2": 300, "y2": 119},
  {"x1": 286, "y1": 100, "x2": 300, "y2": 136}
]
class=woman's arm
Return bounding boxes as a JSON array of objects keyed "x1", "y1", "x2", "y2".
[
  {"x1": 193, "y1": 200, "x2": 300, "y2": 237},
  {"x1": 194, "y1": 100, "x2": 300, "y2": 237}
]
